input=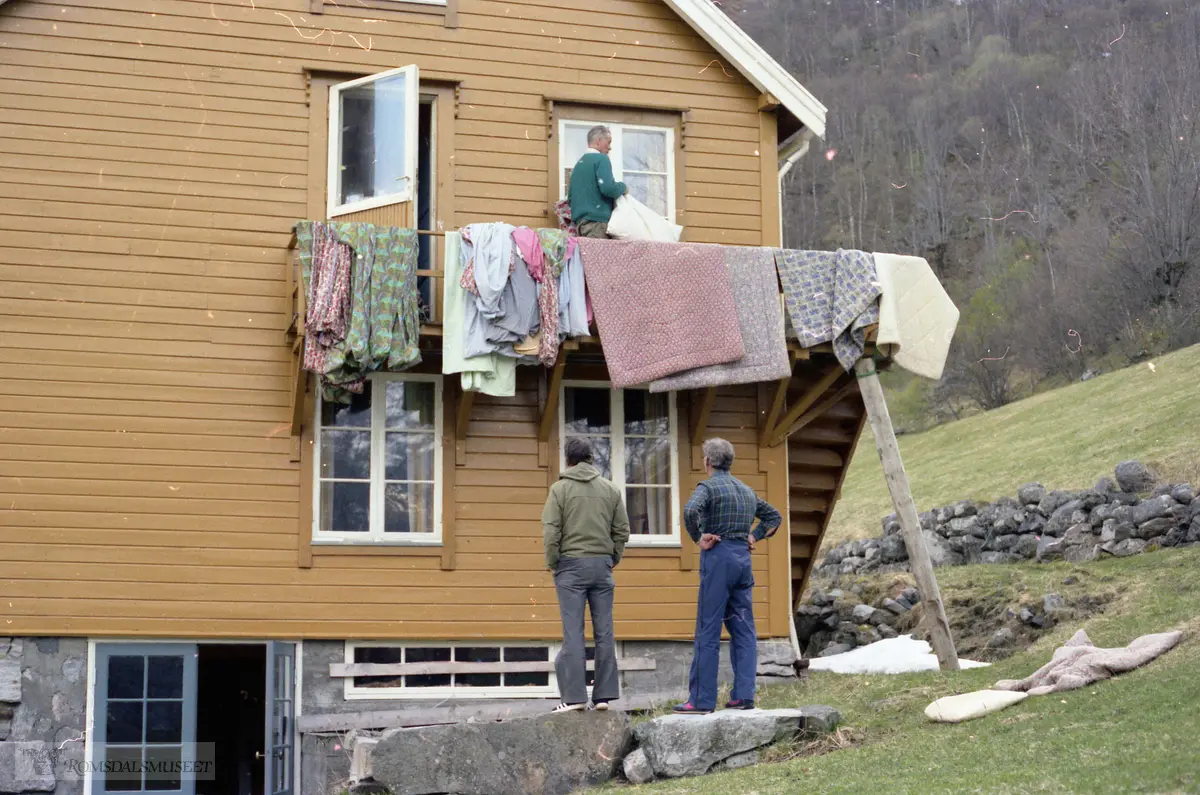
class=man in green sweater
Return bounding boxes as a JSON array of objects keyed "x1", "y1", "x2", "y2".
[
  {"x1": 567, "y1": 125, "x2": 629, "y2": 238},
  {"x1": 543, "y1": 437, "x2": 631, "y2": 711}
]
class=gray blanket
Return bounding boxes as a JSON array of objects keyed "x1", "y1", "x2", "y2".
[
  {"x1": 994, "y1": 629, "x2": 1183, "y2": 696},
  {"x1": 775, "y1": 248, "x2": 881, "y2": 371},
  {"x1": 649, "y1": 247, "x2": 791, "y2": 392}
]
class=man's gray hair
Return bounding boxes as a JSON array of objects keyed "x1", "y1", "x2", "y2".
[
  {"x1": 703, "y1": 438, "x2": 735, "y2": 471},
  {"x1": 586, "y1": 125, "x2": 612, "y2": 146}
]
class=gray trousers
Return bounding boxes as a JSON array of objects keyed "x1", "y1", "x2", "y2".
[{"x1": 553, "y1": 557, "x2": 619, "y2": 705}]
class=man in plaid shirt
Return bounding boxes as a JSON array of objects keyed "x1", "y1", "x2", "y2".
[{"x1": 674, "y1": 438, "x2": 782, "y2": 714}]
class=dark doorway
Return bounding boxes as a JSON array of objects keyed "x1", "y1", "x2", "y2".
[
  {"x1": 416, "y1": 97, "x2": 435, "y2": 318},
  {"x1": 196, "y1": 644, "x2": 266, "y2": 795}
]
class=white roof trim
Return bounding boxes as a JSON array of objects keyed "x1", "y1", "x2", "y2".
[{"x1": 664, "y1": 0, "x2": 827, "y2": 139}]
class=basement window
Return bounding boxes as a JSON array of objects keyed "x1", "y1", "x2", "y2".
[
  {"x1": 343, "y1": 642, "x2": 559, "y2": 699},
  {"x1": 327, "y1": 65, "x2": 420, "y2": 217}
]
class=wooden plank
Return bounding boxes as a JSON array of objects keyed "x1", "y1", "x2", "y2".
[
  {"x1": 766, "y1": 365, "x2": 843, "y2": 448},
  {"x1": 329, "y1": 657, "x2": 657, "y2": 677},
  {"x1": 441, "y1": 383, "x2": 457, "y2": 571},
  {"x1": 759, "y1": 108, "x2": 781, "y2": 248},
  {"x1": 759, "y1": 351, "x2": 796, "y2": 449},
  {"x1": 537, "y1": 342, "x2": 570, "y2": 467},
  {"x1": 689, "y1": 387, "x2": 716, "y2": 471},
  {"x1": 455, "y1": 386, "x2": 476, "y2": 468},
  {"x1": 854, "y1": 358, "x2": 959, "y2": 671},
  {"x1": 295, "y1": 689, "x2": 689, "y2": 733},
  {"x1": 757, "y1": 383, "x2": 790, "y2": 639},
  {"x1": 776, "y1": 379, "x2": 860, "y2": 444}
]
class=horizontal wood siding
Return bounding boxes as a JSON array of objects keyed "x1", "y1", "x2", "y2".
[{"x1": 0, "y1": 0, "x2": 800, "y2": 640}]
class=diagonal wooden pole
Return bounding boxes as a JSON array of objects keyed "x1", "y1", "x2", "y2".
[{"x1": 854, "y1": 357, "x2": 960, "y2": 671}]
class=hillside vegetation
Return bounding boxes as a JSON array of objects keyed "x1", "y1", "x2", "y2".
[
  {"x1": 728, "y1": 0, "x2": 1200, "y2": 416},
  {"x1": 629, "y1": 548, "x2": 1200, "y2": 794},
  {"x1": 825, "y1": 343, "x2": 1200, "y2": 549}
]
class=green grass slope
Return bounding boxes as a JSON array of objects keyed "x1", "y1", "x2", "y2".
[
  {"x1": 825, "y1": 344, "x2": 1200, "y2": 549},
  {"x1": 628, "y1": 548, "x2": 1200, "y2": 794}
]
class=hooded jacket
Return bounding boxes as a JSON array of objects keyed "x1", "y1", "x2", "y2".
[{"x1": 542, "y1": 463, "x2": 631, "y2": 569}]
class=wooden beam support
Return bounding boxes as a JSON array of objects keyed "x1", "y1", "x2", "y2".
[
  {"x1": 537, "y1": 341, "x2": 574, "y2": 467},
  {"x1": 330, "y1": 657, "x2": 657, "y2": 678},
  {"x1": 774, "y1": 378, "x2": 860, "y2": 446},
  {"x1": 689, "y1": 387, "x2": 717, "y2": 471},
  {"x1": 855, "y1": 357, "x2": 959, "y2": 671},
  {"x1": 454, "y1": 387, "x2": 475, "y2": 468},
  {"x1": 759, "y1": 350, "x2": 797, "y2": 447},
  {"x1": 764, "y1": 364, "x2": 842, "y2": 448}
]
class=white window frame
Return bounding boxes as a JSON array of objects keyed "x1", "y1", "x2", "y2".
[
  {"x1": 344, "y1": 641, "x2": 586, "y2": 701},
  {"x1": 557, "y1": 119, "x2": 676, "y2": 222},
  {"x1": 312, "y1": 372, "x2": 443, "y2": 546},
  {"x1": 327, "y1": 64, "x2": 420, "y2": 218},
  {"x1": 559, "y1": 381, "x2": 681, "y2": 547}
]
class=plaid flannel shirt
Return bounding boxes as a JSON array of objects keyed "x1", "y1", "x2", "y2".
[{"x1": 683, "y1": 470, "x2": 782, "y2": 544}]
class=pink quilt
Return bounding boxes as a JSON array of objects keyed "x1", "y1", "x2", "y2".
[{"x1": 578, "y1": 238, "x2": 745, "y2": 388}]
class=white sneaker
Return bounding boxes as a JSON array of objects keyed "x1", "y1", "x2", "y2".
[
  {"x1": 552, "y1": 702, "x2": 585, "y2": 713},
  {"x1": 591, "y1": 701, "x2": 610, "y2": 711}
]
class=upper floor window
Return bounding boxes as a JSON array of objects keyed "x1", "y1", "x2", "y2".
[
  {"x1": 314, "y1": 374, "x2": 443, "y2": 544},
  {"x1": 559, "y1": 383, "x2": 680, "y2": 546},
  {"x1": 328, "y1": 65, "x2": 420, "y2": 218},
  {"x1": 558, "y1": 120, "x2": 676, "y2": 221}
]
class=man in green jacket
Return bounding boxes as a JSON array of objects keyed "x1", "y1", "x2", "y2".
[
  {"x1": 567, "y1": 125, "x2": 629, "y2": 239},
  {"x1": 543, "y1": 437, "x2": 631, "y2": 712}
]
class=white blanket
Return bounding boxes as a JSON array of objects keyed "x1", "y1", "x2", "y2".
[
  {"x1": 872, "y1": 252, "x2": 960, "y2": 380},
  {"x1": 441, "y1": 232, "x2": 515, "y2": 397}
]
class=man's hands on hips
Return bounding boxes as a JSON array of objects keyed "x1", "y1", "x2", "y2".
[
  {"x1": 699, "y1": 533, "x2": 721, "y2": 551},
  {"x1": 747, "y1": 536, "x2": 757, "y2": 552}
]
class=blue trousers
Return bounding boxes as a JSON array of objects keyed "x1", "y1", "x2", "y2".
[{"x1": 687, "y1": 539, "x2": 757, "y2": 710}]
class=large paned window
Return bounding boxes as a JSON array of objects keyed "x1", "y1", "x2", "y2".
[
  {"x1": 558, "y1": 120, "x2": 675, "y2": 221},
  {"x1": 313, "y1": 374, "x2": 443, "y2": 544},
  {"x1": 559, "y1": 384, "x2": 680, "y2": 546},
  {"x1": 327, "y1": 65, "x2": 419, "y2": 217}
]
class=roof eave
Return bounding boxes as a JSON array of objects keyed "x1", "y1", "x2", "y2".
[{"x1": 663, "y1": 0, "x2": 827, "y2": 139}]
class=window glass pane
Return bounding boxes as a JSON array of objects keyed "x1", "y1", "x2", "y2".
[
  {"x1": 338, "y1": 71, "x2": 409, "y2": 207},
  {"x1": 562, "y1": 123, "x2": 592, "y2": 195},
  {"x1": 319, "y1": 482, "x2": 370, "y2": 533},
  {"x1": 144, "y1": 746, "x2": 182, "y2": 791},
  {"x1": 320, "y1": 430, "x2": 371, "y2": 480},
  {"x1": 625, "y1": 437, "x2": 671, "y2": 485},
  {"x1": 353, "y1": 646, "x2": 403, "y2": 689},
  {"x1": 108, "y1": 656, "x2": 144, "y2": 699},
  {"x1": 626, "y1": 486, "x2": 672, "y2": 536},
  {"x1": 321, "y1": 385, "x2": 371, "y2": 428},
  {"x1": 503, "y1": 647, "x2": 549, "y2": 662},
  {"x1": 506, "y1": 672, "x2": 550, "y2": 687},
  {"x1": 146, "y1": 657, "x2": 183, "y2": 700},
  {"x1": 384, "y1": 483, "x2": 435, "y2": 534},
  {"x1": 625, "y1": 173, "x2": 669, "y2": 218},
  {"x1": 564, "y1": 388, "x2": 611, "y2": 434},
  {"x1": 385, "y1": 432, "x2": 436, "y2": 481},
  {"x1": 455, "y1": 646, "x2": 501, "y2": 685},
  {"x1": 624, "y1": 391, "x2": 670, "y2": 436},
  {"x1": 405, "y1": 647, "x2": 451, "y2": 688},
  {"x1": 104, "y1": 746, "x2": 143, "y2": 792},
  {"x1": 384, "y1": 380, "x2": 435, "y2": 429},
  {"x1": 455, "y1": 647, "x2": 500, "y2": 663},
  {"x1": 145, "y1": 701, "x2": 182, "y2": 743},
  {"x1": 106, "y1": 701, "x2": 144, "y2": 744},
  {"x1": 623, "y1": 129, "x2": 668, "y2": 172}
]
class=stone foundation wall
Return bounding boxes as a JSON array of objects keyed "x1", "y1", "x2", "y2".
[{"x1": 0, "y1": 638, "x2": 88, "y2": 795}]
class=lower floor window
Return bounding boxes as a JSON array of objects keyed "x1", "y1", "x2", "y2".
[
  {"x1": 560, "y1": 383, "x2": 681, "y2": 545},
  {"x1": 314, "y1": 374, "x2": 443, "y2": 544}
]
